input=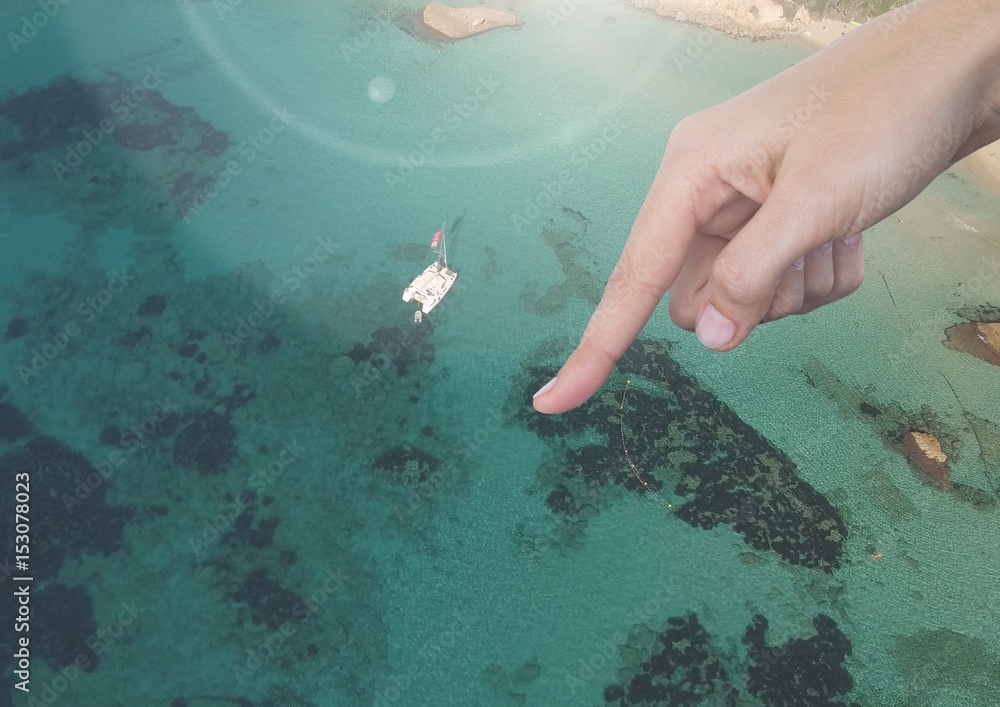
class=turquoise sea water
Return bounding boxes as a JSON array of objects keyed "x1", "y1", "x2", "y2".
[{"x1": 1, "y1": 0, "x2": 999, "y2": 705}]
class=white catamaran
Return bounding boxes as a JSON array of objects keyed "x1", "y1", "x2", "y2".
[{"x1": 402, "y1": 222, "x2": 458, "y2": 323}]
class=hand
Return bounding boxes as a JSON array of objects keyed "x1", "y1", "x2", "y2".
[{"x1": 533, "y1": 0, "x2": 1000, "y2": 414}]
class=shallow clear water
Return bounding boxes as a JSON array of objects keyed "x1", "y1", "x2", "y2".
[{"x1": 1, "y1": 1, "x2": 999, "y2": 706}]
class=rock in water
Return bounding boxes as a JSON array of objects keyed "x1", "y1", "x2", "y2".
[
  {"x1": 421, "y1": 3, "x2": 518, "y2": 39},
  {"x1": 944, "y1": 321, "x2": 1000, "y2": 367},
  {"x1": 902, "y1": 431, "x2": 952, "y2": 490}
]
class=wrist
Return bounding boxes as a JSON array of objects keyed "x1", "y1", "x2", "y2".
[{"x1": 923, "y1": 0, "x2": 1000, "y2": 148}]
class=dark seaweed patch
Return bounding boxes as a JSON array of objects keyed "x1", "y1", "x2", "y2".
[
  {"x1": 605, "y1": 614, "x2": 739, "y2": 706},
  {"x1": 0, "y1": 73, "x2": 231, "y2": 234},
  {"x1": 372, "y1": 444, "x2": 440, "y2": 485},
  {"x1": 34, "y1": 583, "x2": 101, "y2": 672},
  {"x1": 233, "y1": 569, "x2": 306, "y2": 631},
  {"x1": 0, "y1": 399, "x2": 32, "y2": 442},
  {"x1": 519, "y1": 339, "x2": 847, "y2": 571},
  {"x1": 744, "y1": 613, "x2": 859, "y2": 706},
  {"x1": 4, "y1": 317, "x2": 29, "y2": 340},
  {"x1": 138, "y1": 294, "x2": 167, "y2": 317},
  {"x1": 348, "y1": 324, "x2": 434, "y2": 377},
  {"x1": 173, "y1": 410, "x2": 237, "y2": 475},
  {"x1": 0, "y1": 435, "x2": 133, "y2": 578}
]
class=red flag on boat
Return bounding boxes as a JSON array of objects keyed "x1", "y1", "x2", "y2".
[{"x1": 430, "y1": 230, "x2": 442, "y2": 249}]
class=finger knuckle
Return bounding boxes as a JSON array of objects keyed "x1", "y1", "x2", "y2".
[
  {"x1": 609, "y1": 251, "x2": 663, "y2": 302},
  {"x1": 804, "y1": 273, "x2": 835, "y2": 301},
  {"x1": 668, "y1": 295, "x2": 697, "y2": 331},
  {"x1": 710, "y1": 254, "x2": 758, "y2": 306},
  {"x1": 768, "y1": 289, "x2": 804, "y2": 320},
  {"x1": 834, "y1": 270, "x2": 864, "y2": 298}
]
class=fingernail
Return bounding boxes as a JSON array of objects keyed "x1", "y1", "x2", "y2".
[
  {"x1": 819, "y1": 241, "x2": 833, "y2": 251},
  {"x1": 696, "y1": 304, "x2": 736, "y2": 350},
  {"x1": 533, "y1": 376, "x2": 557, "y2": 399},
  {"x1": 843, "y1": 232, "x2": 863, "y2": 248},
  {"x1": 792, "y1": 256, "x2": 805, "y2": 270}
]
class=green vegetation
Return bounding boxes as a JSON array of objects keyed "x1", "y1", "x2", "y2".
[{"x1": 793, "y1": 0, "x2": 910, "y2": 21}]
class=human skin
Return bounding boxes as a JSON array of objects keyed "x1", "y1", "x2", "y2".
[{"x1": 533, "y1": 0, "x2": 1000, "y2": 414}]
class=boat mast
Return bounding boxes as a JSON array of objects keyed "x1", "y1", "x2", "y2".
[{"x1": 440, "y1": 221, "x2": 447, "y2": 268}]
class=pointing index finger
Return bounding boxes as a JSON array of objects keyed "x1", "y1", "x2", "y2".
[{"x1": 532, "y1": 172, "x2": 698, "y2": 414}]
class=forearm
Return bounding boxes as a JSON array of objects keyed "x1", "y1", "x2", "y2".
[{"x1": 874, "y1": 0, "x2": 1000, "y2": 156}]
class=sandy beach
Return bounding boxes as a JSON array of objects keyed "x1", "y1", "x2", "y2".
[
  {"x1": 965, "y1": 144, "x2": 1000, "y2": 194},
  {"x1": 799, "y1": 18, "x2": 856, "y2": 49}
]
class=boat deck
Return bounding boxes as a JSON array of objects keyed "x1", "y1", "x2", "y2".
[{"x1": 402, "y1": 261, "x2": 458, "y2": 314}]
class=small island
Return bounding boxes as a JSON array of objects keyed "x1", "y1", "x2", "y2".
[
  {"x1": 944, "y1": 321, "x2": 1000, "y2": 368},
  {"x1": 419, "y1": 2, "x2": 518, "y2": 40}
]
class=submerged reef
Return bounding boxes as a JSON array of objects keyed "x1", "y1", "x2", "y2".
[
  {"x1": 518, "y1": 222, "x2": 603, "y2": 317},
  {"x1": 173, "y1": 409, "x2": 238, "y2": 475},
  {"x1": 602, "y1": 611, "x2": 858, "y2": 706},
  {"x1": 944, "y1": 304, "x2": 1000, "y2": 367},
  {"x1": 0, "y1": 386, "x2": 32, "y2": 441},
  {"x1": 4, "y1": 317, "x2": 29, "y2": 340},
  {"x1": 372, "y1": 443, "x2": 441, "y2": 485},
  {"x1": 233, "y1": 568, "x2": 308, "y2": 631},
  {"x1": 604, "y1": 614, "x2": 739, "y2": 706},
  {"x1": 743, "y1": 613, "x2": 858, "y2": 706},
  {"x1": 34, "y1": 583, "x2": 102, "y2": 673},
  {"x1": 0, "y1": 245, "x2": 393, "y2": 702},
  {"x1": 0, "y1": 72, "x2": 229, "y2": 234},
  {"x1": 347, "y1": 323, "x2": 435, "y2": 377},
  {"x1": 0, "y1": 430, "x2": 134, "y2": 579},
  {"x1": 0, "y1": 400, "x2": 132, "y2": 689},
  {"x1": 891, "y1": 627, "x2": 1000, "y2": 705},
  {"x1": 518, "y1": 339, "x2": 847, "y2": 571},
  {"x1": 802, "y1": 357, "x2": 999, "y2": 509}
]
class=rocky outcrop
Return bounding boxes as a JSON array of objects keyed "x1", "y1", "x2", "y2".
[
  {"x1": 626, "y1": 0, "x2": 803, "y2": 39},
  {"x1": 902, "y1": 431, "x2": 951, "y2": 490},
  {"x1": 944, "y1": 322, "x2": 1000, "y2": 367},
  {"x1": 625, "y1": 0, "x2": 905, "y2": 39},
  {"x1": 420, "y1": 3, "x2": 518, "y2": 39}
]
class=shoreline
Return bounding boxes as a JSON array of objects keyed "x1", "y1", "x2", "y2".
[{"x1": 964, "y1": 144, "x2": 1000, "y2": 195}]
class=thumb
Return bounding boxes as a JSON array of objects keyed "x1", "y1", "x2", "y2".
[{"x1": 694, "y1": 195, "x2": 821, "y2": 350}]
